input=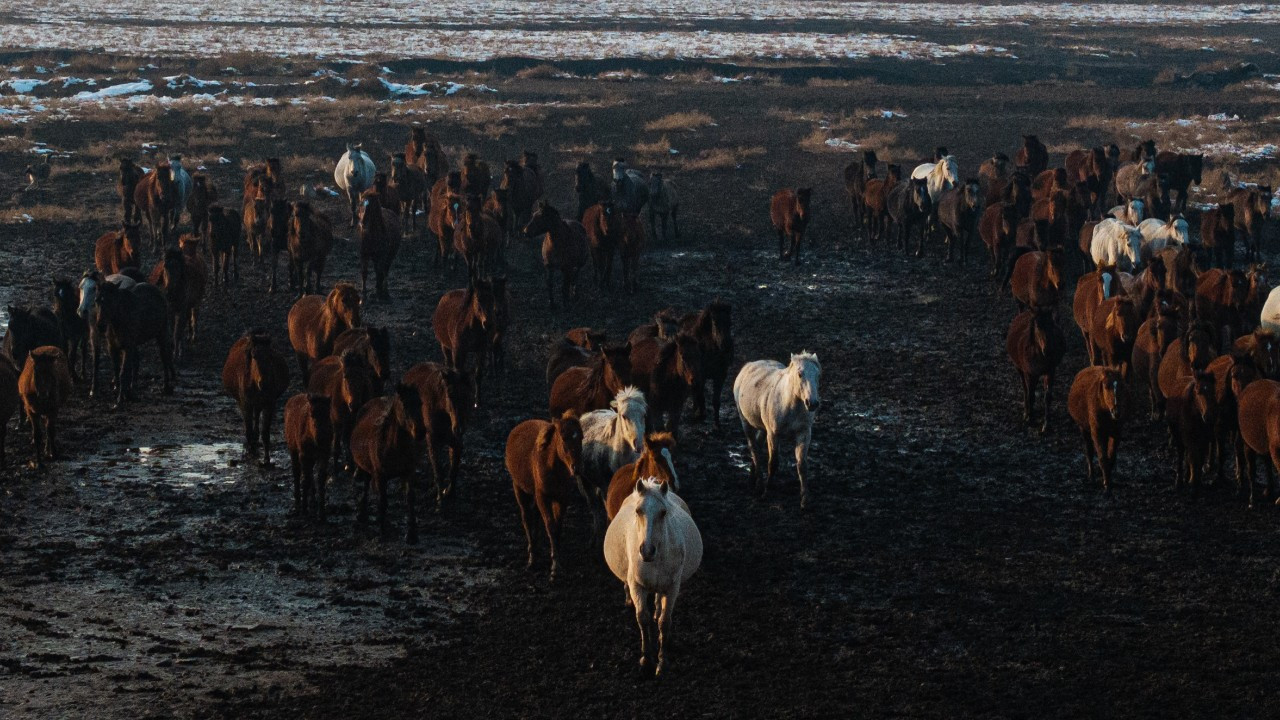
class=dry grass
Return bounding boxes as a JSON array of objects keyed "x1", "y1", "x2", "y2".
[
  {"x1": 3, "y1": 203, "x2": 84, "y2": 224},
  {"x1": 644, "y1": 111, "x2": 715, "y2": 132},
  {"x1": 633, "y1": 134, "x2": 673, "y2": 157},
  {"x1": 681, "y1": 146, "x2": 766, "y2": 171},
  {"x1": 562, "y1": 115, "x2": 590, "y2": 128},
  {"x1": 806, "y1": 77, "x2": 878, "y2": 88},
  {"x1": 556, "y1": 140, "x2": 603, "y2": 157},
  {"x1": 515, "y1": 64, "x2": 563, "y2": 80}
]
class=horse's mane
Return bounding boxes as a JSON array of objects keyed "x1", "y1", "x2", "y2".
[{"x1": 612, "y1": 385, "x2": 647, "y2": 416}]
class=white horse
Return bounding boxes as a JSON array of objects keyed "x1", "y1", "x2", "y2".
[
  {"x1": 1137, "y1": 216, "x2": 1189, "y2": 261},
  {"x1": 911, "y1": 154, "x2": 959, "y2": 204},
  {"x1": 1107, "y1": 198, "x2": 1144, "y2": 226},
  {"x1": 604, "y1": 477, "x2": 701, "y2": 677},
  {"x1": 580, "y1": 386, "x2": 648, "y2": 530},
  {"x1": 733, "y1": 351, "x2": 821, "y2": 508},
  {"x1": 1261, "y1": 286, "x2": 1280, "y2": 334},
  {"x1": 168, "y1": 154, "x2": 193, "y2": 226},
  {"x1": 1090, "y1": 219, "x2": 1143, "y2": 271},
  {"x1": 334, "y1": 143, "x2": 375, "y2": 227}
]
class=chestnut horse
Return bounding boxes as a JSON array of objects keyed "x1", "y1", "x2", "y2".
[
  {"x1": 1006, "y1": 307, "x2": 1066, "y2": 433},
  {"x1": 770, "y1": 188, "x2": 812, "y2": 264},
  {"x1": 287, "y1": 283, "x2": 362, "y2": 382},
  {"x1": 583, "y1": 201, "x2": 621, "y2": 288},
  {"x1": 1067, "y1": 365, "x2": 1124, "y2": 493},
  {"x1": 287, "y1": 201, "x2": 333, "y2": 296},
  {"x1": 523, "y1": 201, "x2": 589, "y2": 307},
  {"x1": 1010, "y1": 248, "x2": 1062, "y2": 310},
  {"x1": 351, "y1": 383, "x2": 426, "y2": 543},
  {"x1": 680, "y1": 300, "x2": 735, "y2": 426},
  {"x1": 432, "y1": 280, "x2": 498, "y2": 405},
  {"x1": 630, "y1": 334, "x2": 700, "y2": 436},
  {"x1": 506, "y1": 412, "x2": 584, "y2": 581},
  {"x1": 117, "y1": 157, "x2": 145, "y2": 224},
  {"x1": 453, "y1": 193, "x2": 502, "y2": 284},
  {"x1": 134, "y1": 161, "x2": 175, "y2": 251},
  {"x1": 606, "y1": 432, "x2": 679, "y2": 520},
  {"x1": 18, "y1": 346, "x2": 73, "y2": 468},
  {"x1": 550, "y1": 342, "x2": 632, "y2": 417},
  {"x1": 221, "y1": 330, "x2": 290, "y2": 466},
  {"x1": 358, "y1": 194, "x2": 401, "y2": 301},
  {"x1": 284, "y1": 392, "x2": 333, "y2": 517},
  {"x1": 333, "y1": 326, "x2": 392, "y2": 392},
  {"x1": 95, "y1": 224, "x2": 142, "y2": 274},
  {"x1": 1236, "y1": 379, "x2": 1280, "y2": 507},
  {"x1": 403, "y1": 361, "x2": 473, "y2": 509},
  {"x1": 1015, "y1": 135, "x2": 1049, "y2": 176}
]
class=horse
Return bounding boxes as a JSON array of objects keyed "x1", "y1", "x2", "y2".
[
  {"x1": 1090, "y1": 219, "x2": 1142, "y2": 272},
  {"x1": 1235, "y1": 379, "x2": 1280, "y2": 507},
  {"x1": 1073, "y1": 265, "x2": 1125, "y2": 356},
  {"x1": 606, "y1": 432, "x2": 679, "y2": 520},
  {"x1": 647, "y1": 173, "x2": 680, "y2": 243},
  {"x1": 844, "y1": 149, "x2": 879, "y2": 228},
  {"x1": 134, "y1": 161, "x2": 175, "y2": 251},
  {"x1": 1010, "y1": 249, "x2": 1062, "y2": 310},
  {"x1": 861, "y1": 164, "x2": 901, "y2": 242},
  {"x1": 1015, "y1": 135, "x2": 1049, "y2": 176},
  {"x1": 734, "y1": 352, "x2": 821, "y2": 507},
  {"x1": 1065, "y1": 146, "x2": 1113, "y2": 217},
  {"x1": 95, "y1": 281, "x2": 175, "y2": 408},
  {"x1": 770, "y1": 188, "x2": 813, "y2": 264},
  {"x1": 187, "y1": 173, "x2": 217, "y2": 240},
  {"x1": 1224, "y1": 184, "x2": 1272, "y2": 263},
  {"x1": 222, "y1": 329, "x2": 289, "y2": 466},
  {"x1": 980, "y1": 201, "x2": 1019, "y2": 280},
  {"x1": 1158, "y1": 321, "x2": 1218, "y2": 402},
  {"x1": 523, "y1": 201, "x2": 589, "y2": 307},
  {"x1": 334, "y1": 143, "x2": 376, "y2": 228},
  {"x1": 284, "y1": 392, "x2": 333, "y2": 517},
  {"x1": 243, "y1": 157, "x2": 284, "y2": 202},
  {"x1": 76, "y1": 272, "x2": 133, "y2": 397},
  {"x1": 1067, "y1": 365, "x2": 1124, "y2": 493},
  {"x1": 357, "y1": 194, "x2": 400, "y2": 301},
  {"x1": 93, "y1": 223, "x2": 141, "y2": 275},
  {"x1": 333, "y1": 326, "x2": 392, "y2": 393},
  {"x1": 1195, "y1": 268, "x2": 1250, "y2": 350},
  {"x1": 507, "y1": 412, "x2": 584, "y2": 581},
  {"x1": 433, "y1": 280, "x2": 498, "y2": 406},
  {"x1": 1006, "y1": 307, "x2": 1065, "y2": 434},
  {"x1": 50, "y1": 278, "x2": 87, "y2": 379},
  {"x1": 550, "y1": 342, "x2": 632, "y2": 417},
  {"x1": 167, "y1": 155, "x2": 193, "y2": 228},
  {"x1": 460, "y1": 153, "x2": 492, "y2": 199},
  {"x1": 580, "y1": 386, "x2": 649, "y2": 536},
  {"x1": 887, "y1": 178, "x2": 932, "y2": 257},
  {"x1": 403, "y1": 361, "x2": 472, "y2": 509},
  {"x1": 630, "y1": 334, "x2": 700, "y2": 436},
  {"x1": 1137, "y1": 216, "x2": 1189, "y2": 262},
  {"x1": 1089, "y1": 295, "x2": 1140, "y2": 377},
  {"x1": 351, "y1": 383, "x2": 426, "y2": 543},
  {"x1": 1206, "y1": 352, "x2": 1260, "y2": 486},
  {"x1": 937, "y1": 179, "x2": 981, "y2": 264},
  {"x1": 148, "y1": 246, "x2": 205, "y2": 363},
  {"x1": 207, "y1": 205, "x2": 240, "y2": 286},
  {"x1": 1202, "y1": 203, "x2": 1237, "y2": 269},
  {"x1": 978, "y1": 152, "x2": 1010, "y2": 206},
  {"x1": 1133, "y1": 291, "x2": 1181, "y2": 419},
  {"x1": 1154, "y1": 151, "x2": 1203, "y2": 215},
  {"x1": 1031, "y1": 168, "x2": 1070, "y2": 204},
  {"x1": 546, "y1": 329, "x2": 608, "y2": 388},
  {"x1": 604, "y1": 477, "x2": 702, "y2": 677},
  {"x1": 287, "y1": 283, "x2": 362, "y2": 383},
  {"x1": 611, "y1": 159, "x2": 650, "y2": 218},
  {"x1": 575, "y1": 162, "x2": 612, "y2": 221},
  {"x1": 17, "y1": 346, "x2": 73, "y2": 468},
  {"x1": 910, "y1": 154, "x2": 959, "y2": 231},
  {"x1": 242, "y1": 182, "x2": 269, "y2": 268},
  {"x1": 501, "y1": 158, "x2": 544, "y2": 231},
  {"x1": 389, "y1": 152, "x2": 426, "y2": 231},
  {"x1": 362, "y1": 172, "x2": 399, "y2": 215},
  {"x1": 0, "y1": 356, "x2": 17, "y2": 467},
  {"x1": 117, "y1": 157, "x2": 145, "y2": 224},
  {"x1": 453, "y1": 193, "x2": 502, "y2": 284},
  {"x1": 483, "y1": 188, "x2": 514, "y2": 248},
  {"x1": 308, "y1": 348, "x2": 376, "y2": 477},
  {"x1": 258, "y1": 198, "x2": 291, "y2": 294},
  {"x1": 584, "y1": 201, "x2": 622, "y2": 288},
  {"x1": 285, "y1": 201, "x2": 333, "y2": 296},
  {"x1": 618, "y1": 212, "x2": 645, "y2": 294},
  {"x1": 428, "y1": 173, "x2": 463, "y2": 267},
  {"x1": 680, "y1": 301, "x2": 734, "y2": 426}
]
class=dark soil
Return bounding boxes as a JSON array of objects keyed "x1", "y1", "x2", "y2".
[{"x1": 3, "y1": 29, "x2": 1280, "y2": 719}]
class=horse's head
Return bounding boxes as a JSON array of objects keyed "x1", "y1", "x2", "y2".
[
  {"x1": 304, "y1": 393, "x2": 332, "y2": 432},
  {"x1": 790, "y1": 351, "x2": 822, "y2": 413},
  {"x1": 77, "y1": 271, "x2": 100, "y2": 319},
  {"x1": 522, "y1": 150, "x2": 539, "y2": 169},
  {"x1": 51, "y1": 277, "x2": 78, "y2": 317},
  {"x1": 574, "y1": 162, "x2": 592, "y2": 191},
  {"x1": 647, "y1": 172, "x2": 665, "y2": 196},
  {"x1": 1106, "y1": 143, "x2": 1121, "y2": 170},
  {"x1": 644, "y1": 432, "x2": 679, "y2": 491},
  {"x1": 328, "y1": 282, "x2": 362, "y2": 327},
  {"x1": 1188, "y1": 154, "x2": 1204, "y2": 185},
  {"x1": 909, "y1": 178, "x2": 930, "y2": 210},
  {"x1": 611, "y1": 386, "x2": 648, "y2": 455},
  {"x1": 886, "y1": 164, "x2": 902, "y2": 182},
  {"x1": 441, "y1": 364, "x2": 475, "y2": 430},
  {"x1": 941, "y1": 155, "x2": 959, "y2": 183},
  {"x1": 612, "y1": 158, "x2": 628, "y2": 183},
  {"x1": 1099, "y1": 368, "x2": 1123, "y2": 421},
  {"x1": 410, "y1": 127, "x2": 427, "y2": 146},
  {"x1": 1185, "y1": 321, "x2": 1215, "y2": 368},
  {"x1": 244, "y1": 329, "x2": 274, "y2": 385},
  {"x1": 708, "y1": 300, "x2": 732, "y2": 346},
  {"x1": 338, "y1": 348, "x2": 369, "y2": 386},
  {"x1": 503, "y1": 159, "x2": 522, "y2": 185},
  {"x1": 1229, "y1": 352, "x2": 1261, "y2": 399},
  {"x1": 1190, "y1": 370, "x2": 1216, "y2": 421},
  {"x1": 863, "y1": 149, "x2": 879, "y2": 167},
  {"x1": 549, "y1": 412, "x2": 583, "y2": 478},
  {"x1": 675, "y1": 333, "x2": 702, "y2": 386},
  {"x1": 1106, "y1": 296, "x2": 1138, "y2": 344},
  {"x1": 117, "y1": 157, "x2": 134, "y2": 174},
  {"x1": 522, "y1": 200, "x2": 557, "y2": 237},
  {"x1": 795, "y1": 188, "x2": 813, "y2": 218},
  {"x1": 394, "y1": 382, "x2": 427, "y2": 442},
  {"x1": 961, "y1": 179, "x2": 980, "y2": 208},
  {"x1": 632, "y1": 477, "x2": 673, "y2": 563},
  {"x1": 469, "y1": 278, "x2": 496, "y2": 332},
  {"x1": 154, "y1": 161, "x2": 173, "y2": 189}
]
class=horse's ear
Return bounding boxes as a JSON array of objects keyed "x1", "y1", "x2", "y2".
[{"x1": 659, "y1": 480, "x2": 669, "y2": 495}]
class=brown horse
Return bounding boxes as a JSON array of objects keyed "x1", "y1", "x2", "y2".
[
  {"x1": 506, "y1": 412, "x2": 584, "y2": 581},
  {"x1": 284, "y1": 392, "x2": 333, "y2": 517},
  {"x1": 1201, "y1": 203, "x2": 1236, "y2": 269},
  {"x1": 1089, "y1": 295, "x2": 1140, "y2": 377},
  {"x1": 95, "y1": 281, "x2": 175, "y2": 408},
  {"x1": 605, "y1": 432, "x2": 678, "y2": 520},
  {"x1": 18, "y1": 346, "x2": 73, "y2": 468},
  {"x1": 117, "y1": 157, "x2": 145, "y2": 224},
  {"x1": 287, "y1": 283, "x2": 362, "y2": 382},
  {"x1": 549, "y1": 342, "x2": 632, "y2": 417},
  {"x1": 1166, "y1": 371, "x2": 1217, "y2": 491},
  {"x1": 94, "y1": 224, "x2": 142, "y2": 274},
  {"x1": 618, "y1": 212, "x2": 645, "y2": 294},
  {"x1": 51, "y1": 278, "x2": 87, "y2": 380},
  {"x1": 308, "y1": 349, "x2": 376, "y2": 477},
  {"x1": 1225, "y1": 185, "x2": 1272, "y2": 263},
  {"x1": 1195, "y1": 267, "x2": 1249, "y2": 349},
  {"x1": 242, "y1": 182, "x2": 269, "y2": 267},
  {"x1": 428, "y1": 172, "x2": 463, "y2": 267},
  {"x1": 501, "y1": 157, "x2": 544, "y2": 231},
  {"x1": 1158, "y1": 321, "x2": 1218, "y2": 401},
  {"x1": 287, "y1": 201, "x2": 333, "y2": 296},
  {"x1": 770, "y1": 188, "x2": 813, "y2": 264},
  {"x1": 980, "y1": 201, "x2": 1019, "y2": 280},
  {"x1": 358, "y1": 194, "x2": 401, "y2": 301},
  {"x1": 433, "y1": 280, "x2": 498, "y2": 404},
  {"x1": 583, "y1": 201, "x2": 621, "y2": 288},
  {"x1": 1065, "y1": 146, "x2": 1112, "y2": 217},
  {"x1": 1006, "y1": 307, "x2": 1065, "y2": 433},
  {"x1": 1206, "y1": 351, "x2": 1260, "y2": 486},
  {"x1": 362, "y1": 172, "x2": 400, "y2": 215},
  {"x1": 1132, "y1": 293, "x2": 1180, "y2": 419},
  {"x1": 978, "y1": 153, "x2": 1011, "y2": 206},
  {"x1": 221, "y1": 330, "x2": 290, "y2": 466},
  {"x1": 576, "y1": 161, "x2": 612, "y2": 222},
  {"x1": 243, "y1": 157, "x2": 283, "y2": 202},
  {"x1": 149, "y1": 242, "x2": 207, "y2": 363},
  {"x1": 134, "y1": 161, "x2": 175, "y2": 251},
  {"x1": 1031, "y1": 168, "x2": 1070, "y2": 203},
  {"x1": 0, "y1": 356, "x2": 18, "y2": 467},
  {"x1": 1010, "y1": 249, "x2": 1062, "y2": 310},
  {"x1": 680, "y1": 300, "x2": 734, "y2": 426},
  {"x1": 333, "y1": 326, "x2": 392, "y2": 392},
  {"x1": 484, "y1": 188, "x2": 513, "y2": 246},
  {"x1": 389, "y1": 153, "x2": 426, "y2": 231},
  {"x1": 630, "y1": 335, "x2": 700, "y2": 436},
  {"x1": 937, "y1": 179, "x2": 981, "y2": 264},
  {"x1": 188, "y1": 173, "x2": 218, "y2": 240},
  {"x1": 1154, "y1": 151, "x2": 1203, "y2": 215},
  {"x1": 861, "y1": 164, "x2": 900, "y2": 242},
  {"x1": 523, "y1": 201, "x2": 589, "y2": 307},
  {"x1": 351, "y1": 383, "x2": 426, "y2": 543},
  {"x1": 843, "y1": 149, "x2": 879, "y2": 228},
  {"x1": 1073, "y1": 266, "x2": 1125, "y2": 358},
  {"x1": 1236, "y1": 378, "x2": 1280, "y2": 507},
  {"x1": 1015, "y1": 135, "x2": 1049, "y2": 176},
  {"x1": 546, "y1": 330, "x2": 607, "y2": 388},
  {"x1": 260, "y1": 198, "x2": 291, "y2": 294},
  {"x1": 453, "y1": 193, "x2": 502, "y2": 284},
  {"x1": 1232, "y1": 327, "x2": 1280, "y2": 379},
  {"x1": 1067, "y1": 365, "x2": 1124, "y2": 493},
  {"x1": 403, "y1": 361, "x2": 473, "y2": 509},
  {"x1": 461, "y1": 153, "x2": 492, "y2": 198},
  {"x1": 208, "y1": 205, "x2": 240, "y2": 286}
]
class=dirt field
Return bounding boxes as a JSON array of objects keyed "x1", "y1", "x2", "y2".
[{"x1": 3, "y1": 20, "x2": 1280, "y2": 718}]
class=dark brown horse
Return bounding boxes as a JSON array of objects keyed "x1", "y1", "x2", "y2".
[
  {"x1": 549, "y1": 342, "x2": 631, "y2": 417},
  {"x1": 1195, "y1": 267, "x2": 1249, "y2": 349},
  {"x1": 208, "y1": 205, "x2": 240, "y2": 286},
  {"x1": 770, "y1": 188, "x2": 813, "y2": 264},
  {"x1": 432, "y1": 280, "x2": 498, "y2": 405},
  {"x1": 1073, "y1": 266, "x2": 1125, "y2": 357},
  {"x1": 188, "y1": 173, "x2": 218, "y2": 240},
  {"x1": 630, "y1": 334, "x2": 700, "y2": 435},
  {"x1": 221, "y1": 329, "x2": 289, "y2": 466},
  {"x1": 403, "y1": 361, "x2": 473, "y2": 509},
  {"x1": 149, "y1": 246, "x2": 206, "y2": 363},
  {"x1": 843, "y1": 149, "x2": 879, "y2": 228},
  {"x1": 506, "y1": 412, "x2": 583, "y2": 581},
  {"x1": 618, "y1": 212, "x2": 645, "y2": 294},
  {"x1": 680, "y1": 300, "x2": 734, "y2": 426},
  {"x1": 575, "y1": 161, "x2": 612, "y2": 221},
  {"x1": 351, "y1": 383, "x2": 426, "y2": 543},
  {"x1": 861, "y1": 164, "x2": 900, "y2": 242},
  {"x1": 428, "y1": 172, "x2": 463, "y2": 268},
  {"x1": 1133, "y1": 292, "x2": 1180, "y2": 419},
  {"x1": 1006, "y1": 307, "x2": 1066, "y2": 433},
  {"x1": 96, "y1": 281, "x2": 175, "y2": 408},
  {"x1": 1224, "y1": 185, "x2": 1272, "y2": 263},
  {"x1": 1015, "y1": 135, "x2": 1049, "y2": 176},
  {"x1": 1067, "y1": 365, "x2": 1125, "y2": 493},
  {"x1": 117, "y1": 157, "x2": 145, "y2": 224},
  {"x1": 605, "y1": 431, "x2": 678, "y2": 520},
  {"x1": 18, "y1": 346, "x2": 73, "y2": 468},
  {"x1": 308, "y1": 349, "x2": 376, "y2": 477},
  {"x1": 50, "y1": 278, "x2": 86, "y2": 379},
  {"x1": 389, "y1": 152, "x2": 427, "y2": 231},
  {"x1": 1205, "y1": 351, "x2": 1260, "y2": 486},
  {"x1": 95, "y1": 224, "x2": 142, "y2": 274},
  {"x1": 134, "y1": 161, "x2": 175, "y2": 251},
  {"x1": 358, "y1": 194, "x2": 401, "y2": 301},
  {"x1": 1158, "y1": 321, "x2": 1218, "y2": 401},
  {"x1": 1166, "y1": 371, "x2": 1217, "y2": 490},
  {"x1": 980, "y1": 201, "x2": 1019, "y2": 280},
  {"x1": 501, "y1": 157, "x2": 544, "y2": 231},
  {"x1": 583, "y1": 201, "x2": 621, "y2": 288},
  {"x1": 546, "y1": 329, "x2": 608, "y2": 388},
  {"x1": 1154, "y1": 151, "x2": 1203, "y2": 214},
  {"x1": 461, "y1": 153, "x2": 492, "y2": 198},
  {"x1": 453, "y1": 193, "x2": 502, "y2": 284},
  {"x1": 284, "y1": 392, "x2": 333, "y2": 517},
  {"x1": 287, "y1": 283, "x2": 362, "y2": 382},
  {"x1": 1065, "y1": 146, "x2": 1112, "y2": 218},
  {"x1": 937, "y1": 179, "x2": 981, "y2": 264},
  {"x1": 287, "y1": 201, "x2": 333, "y2": 296},
  {"x1": 243, "y1": 157, "x2": 283, "y2": 202},
  {"x1": 333, "y1": 326, "x2": 392, "y2": 392},
  {"x1": 1201, "y1": 203, "x2": 1236, "y2": 269},
  {"x1": 523, "y1": 201, "x2": 589, "y2": 307}
]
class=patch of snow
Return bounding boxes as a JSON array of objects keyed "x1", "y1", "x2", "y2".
[
  {"x1": 72, "y1": 80, "x2": 152, "y2": 100},
  {"x1": 880, "y1": 110, "x2": 907, "y2": 118},
  {"x1": 2, "y1": 78, "x2": 47, "y2": 93},
  {"x1": 825, "y1": 138, "x2": 861, "y2": 151},
  {"x1": 1208, "y1": 112, "x2": 1240, "y2": 121},
  {"x1": 164, "y1": 74, "x2": 222, "y2": 89}
]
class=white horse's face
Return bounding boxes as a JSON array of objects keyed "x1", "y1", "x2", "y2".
[
  {"x1": 77, "y1": 277, "x2": 97, "y2": 319},
  {"x1": 633, "y1": 478, "x2": 670, "y2": 562},
  {"x1": 791, "y1": 354, "x2": 822, "y2": 413},
  {"x1": 612, "y1": 392, "x2": 647, "y2": 455},
  {"x1": 942, "y1": 156, "x2": 958, "y2": 182}
]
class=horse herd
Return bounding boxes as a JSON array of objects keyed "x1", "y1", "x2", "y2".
[{"x1": 0, "y1": 126, "x2": 818, "y2": 677}]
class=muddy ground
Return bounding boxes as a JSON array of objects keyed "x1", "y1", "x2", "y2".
[{"x1": 3, "y1": 26, "x2": 1280, "y2": 719}]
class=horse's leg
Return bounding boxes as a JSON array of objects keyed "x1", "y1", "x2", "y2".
[
  {"x1": 534, "y1": 493, "x2": 559, "y2": 581},
  {"x1": 241, "y1": 402, "x2": 255, "y2": 453},
  {"x1": 260, "y1": 406, "x2": 275, "y2": 467},
  {"x1": 356, "y1": 470, "x2": 370, "y2": 528},
  {"x1": 546, "y1": 266, "x2": 555, "y2": 308},
  {"x1": 1079, "y1": 431, "x2": 1095, "y2": 482},
  {"x1": 446, "y1": 440, "x2": 463, "y2": 502},
  {"x1": 795, "y1": 430, "x2": 812, "y2": 509},
  {"x1": 740, "y1": 417, "x2": 763, "y2": 488},
  {"x1": 632, "y1": 584, "x2": 655, "y2": 672},
  {"x1": 1102, "y1": 435, "x2": 1118, "y2": 494},
  {"x1": 777, "y1": 230, "x2": 786, "y2": 260},
  {"x1": 27, "y1": 411, "x2": 42, "y2": 469},
  {"x1": 425, "y1": 440, "x2": 445, "y2": 509},
  {"x1": 655, "y1": 590, "x2": 678, "y2": 677},
  {"x1": 1020, "y1": 372, "x2": 1033, "y2": 424},
  {"x1": 514, "y1": 487, "x2": 536, "y2": 569},
  {"x1": 711, "y1": 372, "x2": 726, "y2": 428},
  {"x1": 1040, "y1": 372, "x2": 1053, "y2": 435},
  {"x1": 764, "y1": 431, "x2": 779, "y2": 499}
]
